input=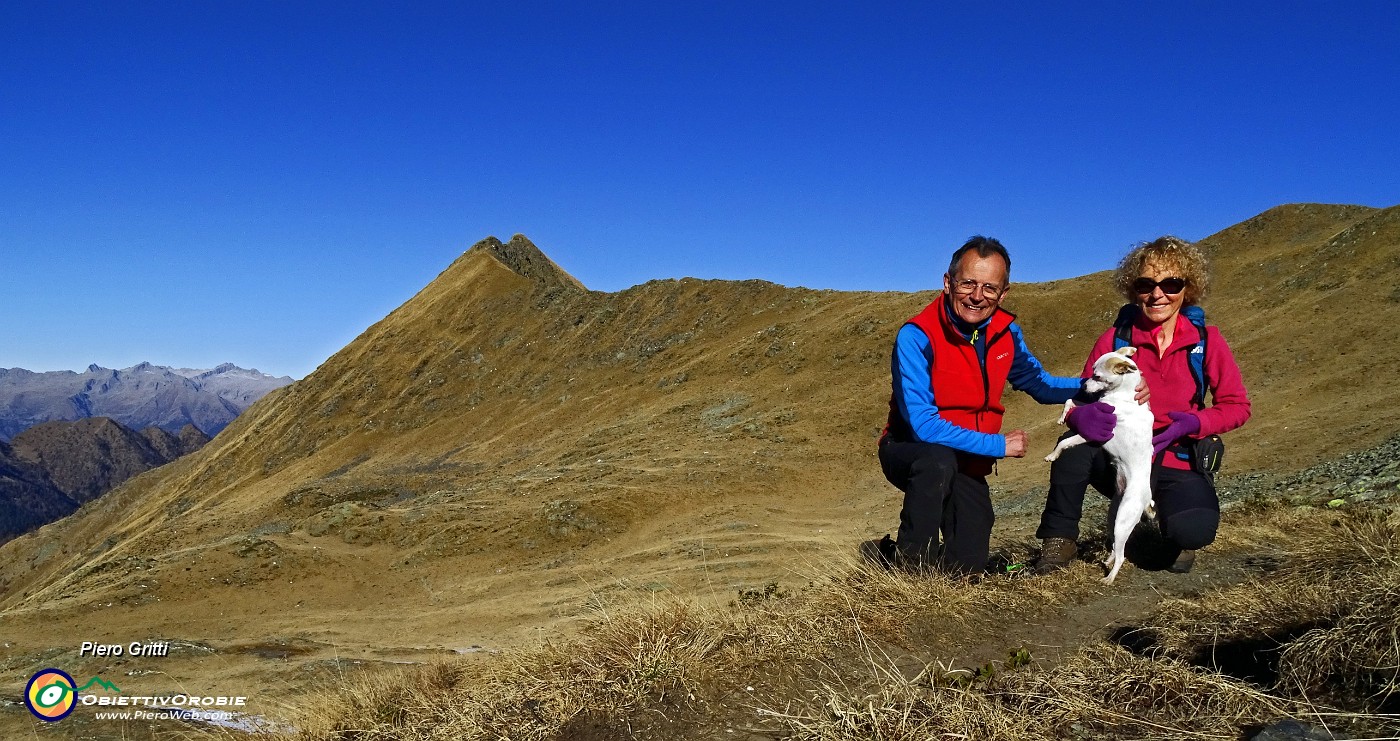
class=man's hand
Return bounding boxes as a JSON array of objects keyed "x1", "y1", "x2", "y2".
[
  {"x1": 1134, "y1": 378, "x2": 1151, "y2": 406},
  {"x1": 1004, "y1": 429, "x2": 1028, "y2": 458}
]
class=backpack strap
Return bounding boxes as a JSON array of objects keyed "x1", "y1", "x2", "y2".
[
  {"x1": 1111, "y1": 304, "x2": 1136, "y2": 351},
  {"x1": 1111, "y1": 303, "x2": 1209, "y2": 407},
  {"x1": 1181, "y1": 304, "x2": 1209, "y2": 408}
]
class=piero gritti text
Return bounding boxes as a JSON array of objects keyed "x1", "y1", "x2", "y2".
[{"x1": 80, "y1": 641, "x2": 170, "y2": 657}]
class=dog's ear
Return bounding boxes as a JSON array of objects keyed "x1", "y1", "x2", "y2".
[
  {"x1": 1116, "y1": 347, "x2": 1137, "y2": 358},
  {"x1": 1107, "y1": 357, "x2": 1136, "y2": 375}
]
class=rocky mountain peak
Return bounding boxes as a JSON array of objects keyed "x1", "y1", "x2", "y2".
[{"x1": 468, "y1": 234, "x2": 587, "y2": 291}]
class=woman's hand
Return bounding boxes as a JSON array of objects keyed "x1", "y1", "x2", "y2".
[
  {"x1": 1066, "y1": 402, "x2": 1116, "y2": 443},
  {"x1": 1151, "y1": 411, "x2": 1201, "y2": 456}
]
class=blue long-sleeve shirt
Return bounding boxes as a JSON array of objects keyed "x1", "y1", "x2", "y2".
[{"x1": 890, "y1": 320, "x2": 1081, "y2": 457}]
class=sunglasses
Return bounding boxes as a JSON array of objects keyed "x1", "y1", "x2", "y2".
[{"x1": 1132, "y1": 276, "x2": 1186, "y2": 295}]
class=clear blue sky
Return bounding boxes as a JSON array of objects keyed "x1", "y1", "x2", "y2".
[{"x1": 3, "y1": 2, "x2": 1397, "y2": 379}]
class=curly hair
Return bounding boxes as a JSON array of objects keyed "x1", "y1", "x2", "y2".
[{"x1": 1114, "y1": 235, "x2": 1210, "y2": 305}]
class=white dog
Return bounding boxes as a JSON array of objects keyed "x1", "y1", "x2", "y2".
[{"x1": 1045, "y1": 347, "x2": 1155, "y2": 584}]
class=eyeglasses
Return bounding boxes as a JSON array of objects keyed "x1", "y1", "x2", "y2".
[
  {"x1": 950, "y1": 278, "x2": 1005, "y2": 299},
  {"x1": 1132, "y1": 276, "x2": 1187, "y2": 295}
]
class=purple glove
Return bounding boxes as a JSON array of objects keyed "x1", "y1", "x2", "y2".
[
  {"x1": 1151, "y1": 411, "x2": 1201, "y2": 457},
  {"x1": 1066, "y1": 402, "x2": 1116, "y2": 443}
]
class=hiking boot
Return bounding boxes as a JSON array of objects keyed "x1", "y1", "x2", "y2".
[
  {"x1": 1034, "y1": 537, "x2": 1079, "y2": 575},
  {"x1": 1169, "y1": 549, "x2": 1196, "y2": 574},
  {"x1": 860, "y1": 535, "x2": 939, "y2": 575},
  {"x1": 860, "y1": 534, "x2": 901, "y2": 569}
]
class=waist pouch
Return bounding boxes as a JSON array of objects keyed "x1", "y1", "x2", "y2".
[
  {"x1": 1169, "y1": 435, "x2": 1225, "y2": 476},
  {"x1": 1194, "y1": 434, "x2": 1225, "y2": 474}
]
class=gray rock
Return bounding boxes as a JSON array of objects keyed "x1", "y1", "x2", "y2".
[{"x1": 1250, "y1": 719, "x2": 1346, "y2": 741}]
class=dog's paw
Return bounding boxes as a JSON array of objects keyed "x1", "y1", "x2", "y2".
[{"x1": 1056, "y1": 400, "x2": 1076, "y2": 426}]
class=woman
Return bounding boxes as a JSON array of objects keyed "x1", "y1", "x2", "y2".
[{"x1": 1033, "y1": 235, "x2": 1251, "y2": 575}]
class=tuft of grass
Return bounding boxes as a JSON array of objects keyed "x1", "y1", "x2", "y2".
[
  {"x1": 294, "y1": 599, "x2": 730, "y2": 740},
  {"x1": 1133, "y1": 510, "x2": 1400, "y2": 712},
  {"x1": 780, "y1": 643, "x2": 1297, "y2": 741},
  {"x1": 997, "y1": 643, "x2": 1295, "y2": 739}
]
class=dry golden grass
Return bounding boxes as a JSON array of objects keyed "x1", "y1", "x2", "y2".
[
  {"x1": 1142, "y1": 509, "x2": 1400, "y2": 713},
  {"x1": 289, "y1": 557, "x2": 1096, "y2": 740},
  {"x1": 292, "y1": 599, "x2": 728, "y2": 740},
  {"x1": 287, "y1": 503, "x2": 1400, "y2": 741},
  {"x1": 783, "y1": 644, "x2": 1300, "y2": 741}
]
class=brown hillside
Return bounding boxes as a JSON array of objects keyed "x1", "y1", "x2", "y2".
[
  {"x1": 0, "y1": 440, "x2": 73, "y2": 543},
  {"x1": 0, "y1": 418, "x2": 211, "y2": 546},
  {"x1": 140, "y1": 423, "x2": 213, "y2": 460},
  {"x1": 12, "y1": 418, "x2": 169, "y2": 503},
  {"x1": 0, "y1": 203, "x2": 1396, "y2": 721}
]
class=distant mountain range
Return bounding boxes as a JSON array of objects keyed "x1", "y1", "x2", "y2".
[
  {"x1": 0, "y1": 362, "x2": 293, "y2": 441},
  {"x1": 0, "y1": 417, "x2": 209, "y2": 544}
]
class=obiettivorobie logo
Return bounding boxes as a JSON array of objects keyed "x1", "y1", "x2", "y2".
[
  {"x1": 23, "y1": 667, "x2": 247, "y2": 723},
  {"x1": 23, "y1": 669, "x2": 117, "y2": 721},
  {"x1": 24, "y1": 671, "x2": 121, "y2": 721}
]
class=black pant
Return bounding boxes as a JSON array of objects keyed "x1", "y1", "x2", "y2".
[
  {"x1": 1035, "y1": 440, "x2": 1219, "y2": 551},
  {"x1": 878, "y1": 440, "x2": 995, "y2": 575}
]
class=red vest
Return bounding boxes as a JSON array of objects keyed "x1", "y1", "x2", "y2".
[{"x1": 885, "y1": 297, "x2": 1018, "y2": 441}]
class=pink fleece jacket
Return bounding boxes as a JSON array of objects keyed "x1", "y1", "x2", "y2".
[{"x1": 1083, "y1": 318, "x2": 1251, "y2": 470}]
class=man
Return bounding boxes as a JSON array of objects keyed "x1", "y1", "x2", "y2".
[{"x1": 876, "y1": 236, "x2": 1084, "y2": 575}]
